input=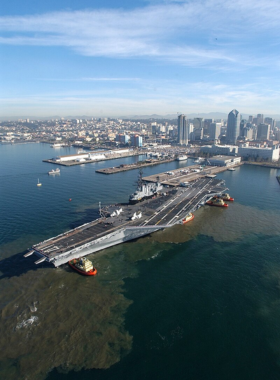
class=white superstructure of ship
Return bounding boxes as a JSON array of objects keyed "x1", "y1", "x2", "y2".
[
  {"x1": 50, "y1": 143, "x2": 63, "y2": 148},
  {"x1": 129, "y1": 169, "x2": 163, "y2": 204},
  {"x1": 176, "y1": 155, "x2": 188, "y2": 161},
  {"x1": 48, "y1": 168, "x2": 60, "y2": 175}
]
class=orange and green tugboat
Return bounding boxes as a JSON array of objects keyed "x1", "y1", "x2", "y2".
[
  {"x1": 68, "y1": 257, "x2": 97, "y2": 276},
  {"x1": 206, "y1": 197, "x2": 228, "y2": 208}
]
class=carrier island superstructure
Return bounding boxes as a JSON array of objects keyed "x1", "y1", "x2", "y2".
[{"x1": 24, "y1": 177, "x2": 228, "y2": 267}]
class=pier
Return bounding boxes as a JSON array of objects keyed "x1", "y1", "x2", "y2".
[
  {"x1": 96, "y1": 157, "x2": 176, "y2": 174},
  {"x1": 43, "y1": 149, "x2": 142, "y2": 166},
  {"x1": 143, "y1": 164, "x2": 241, "y2": 187}
]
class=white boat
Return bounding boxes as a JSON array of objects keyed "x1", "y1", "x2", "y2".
[
  {"x1": 37, "y1": 179, "x2": 42, "y2": 187},
  {"x1": 194, "y1": 157, "x2": 204, "y2": 163},
  {"x1": 227, "y1": 167, "x2": 235, "y2": 171},
  {"x1": 176, "y1": 155, "x2": 188, "y2": 161},
  {"x1": 50, "y1": 143, "x2": 63, "y2": 148},
  {"x1": 48, "y1": 168, "x2": 60, "y2": 175}
]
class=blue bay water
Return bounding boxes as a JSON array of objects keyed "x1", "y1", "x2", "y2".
[{"x1": 1, "y1": 143, "x2": 280, "y2": 380}]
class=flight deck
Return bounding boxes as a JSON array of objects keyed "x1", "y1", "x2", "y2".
[{"x1": 25, "y1": 177, "x2": 227, "y2": 266}]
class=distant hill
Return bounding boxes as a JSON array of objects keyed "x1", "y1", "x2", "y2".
[
  {"x1": 121, "y1": 112, "x2": 229, "y2": 120},
  {"x1": 1, "y1": 112, "x2": 280, "y2": 122},
  {"x1": 120, "y1": 112, "x2": 280, "y2": 120}
]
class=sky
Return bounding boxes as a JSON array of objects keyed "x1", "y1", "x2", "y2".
[{"x1": 0, "y1": 0, "x2": 280, "y2": 119}]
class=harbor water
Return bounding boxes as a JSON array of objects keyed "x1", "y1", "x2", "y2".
[{"x1": 1, "y1": 143, "x2": 280, "y2": 380}]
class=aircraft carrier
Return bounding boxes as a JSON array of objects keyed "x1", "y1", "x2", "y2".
[{"x1": 24, "y1": 177, "x2": 228, "y2": 267}]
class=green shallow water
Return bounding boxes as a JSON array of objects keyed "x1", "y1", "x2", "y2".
[{"x1": 1, "y1": 143, "x2": 280, "y2": 380}]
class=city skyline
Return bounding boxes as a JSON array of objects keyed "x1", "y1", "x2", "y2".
[{"x1": 1, "y1": 0, "x2": 280, "y2": 118}]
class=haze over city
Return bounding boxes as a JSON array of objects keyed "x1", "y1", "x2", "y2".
[{"x1": 1, "y1": 0, "x2": 280, "y2": 118}]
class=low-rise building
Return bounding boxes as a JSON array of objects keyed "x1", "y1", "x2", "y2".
[
  {"x1": 201, "y1": 143, "x2": 280, "y2": 161},
  {"x1": 207, "y1": 155, "x2": 241, "y2": 166},
  {"x1": 200, "y1": 144, "x2": 238, "y2": 156},
  {"x1": 238, "y1": 144, "x2": 279, "y2": 161}
]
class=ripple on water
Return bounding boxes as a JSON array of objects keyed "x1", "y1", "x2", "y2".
[
  {"x1": 0, "y1": 244, "x2": 143, "y2": 380},
  {"x1": 16, "y1": 316, "x2": 39, "y2": 330}
]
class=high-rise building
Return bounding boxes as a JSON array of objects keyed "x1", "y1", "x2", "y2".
[
  {"x1": 116, "y1": 134, "x2": 130, "y2": 144},
  {"x1": 193, "y1": 118, "x2": 204, "y2": 140},
  {"x1": 177, "y1": 114, "x2": 188, "y2": 145},
  {"x1": 275, "y1": 130, "x2": 280, "y2": 141},
  {"x1": 264, "y1": 117, "x2": 276, "y2": 131},
  {"x1": 240, "y1": 119, "x2": 247, "y2": 137},
  {"x1": 209, "y1": 122, "x2": 221, "y2": 140},
  {"x1": 189, "y1": 123, "x2": 194, "y2": 141},
  {"x1": 257, "y1": 124, "x2": 270, "y2": 140},
  {"x1": 203, "y1": 119, "x2": 213, "y2": 134},
  {"x1": 243, "y1": 125, "x2": 254, "y2": 140},
  {"x1": 257, "y1": 114, "x2": 264, "y2": 125},
  {"x1": 131, "y1": 135, "x2": 143, "y2": 147},
  {"x1": 193, "y1": 118, "x2": 204, "y2": 129},
  {"x1": 226, "y1": 109, "x2": 240, "y2": 144}
]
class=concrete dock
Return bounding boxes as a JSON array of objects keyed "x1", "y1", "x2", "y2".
[
  {"x1": 96, "y1": 158, "x2": 176, "y2": 174},
  {"x1": 43, "y1": 149, "x2": 141, "y2": 166},
  {"x1": 143, "y1": 164, "x2": 241, "y2": 187}
]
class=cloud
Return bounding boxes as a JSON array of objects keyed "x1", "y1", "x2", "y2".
[
  {"x1": 1, "y1": 79, "x2": 280, "y2": 117},
  {"x1": 35, "y1": 77, "x2": 141, "y2": 82},
  {"x1": 0, "y1": 0, "x2": 279, "y2": 68}
]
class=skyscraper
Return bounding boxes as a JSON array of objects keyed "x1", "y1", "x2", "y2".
[
  {"x1": 226, "y1": 109, "x2": 240, "y2": 145},
  {"x1": 131, "y1": 134, "x2": 143, "y2": 147},
  {"x1": 193, "y1": 118, "x2": 204, "y2": 140},
  {"x1": 177, "y1": 114, "x2": 188, "y2": 145},
  {"x1": 257, "y1": 114, "x2": 264, "y2": 125},
  {"x1": 209, "y1": 122, "x2": 221, "y2": 140},
  {"x1": 257, "y1": 124, "x2": 270, "y2": 140},
  {"x1": 264, "y1": 117, "x2": 276, "y2": 131}
]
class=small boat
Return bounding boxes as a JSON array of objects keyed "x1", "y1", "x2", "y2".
[
  {"x1": 181, "y1": 212, "x2": 194, "y2": 224},
  {"x1": 221, "y1": 193, "x2": 234, "y2": 201},
  {"x1": 227, "y1": 167, "x2": 235, "y2": 171},
  {"x1": 48, "y1": 168, "x2": 60, "y2": 175},
  {"x1": 176, "y1": 155, "x2": 188, "y2": 161},
  {"x1": 213, "y1": 193, "x2": 234, "y2": 202},
  {"x1": 68, "y1": 257, "x2": 97, "y2": 276},
  {"x1": 37, "y1": 179, "x2": 42, "y2": 187},
  {"x1": 50, "y1": 143, "x2": 63, "y2": 148},
  {"x1": 206, "y1": 197, "x2": 228, "y2": 207},
  {"x1": 276, "y1": 176, "x2": 280, "y2": 185}
]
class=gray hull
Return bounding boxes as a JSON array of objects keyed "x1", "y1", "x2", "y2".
[{"x1": 34, "y1": 225, "x2": 165, "y2": 267}]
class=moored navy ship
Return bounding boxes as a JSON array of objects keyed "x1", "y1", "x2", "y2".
[{"x1": 24, "y1": 177, "x2": 228, "y2": 267}]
